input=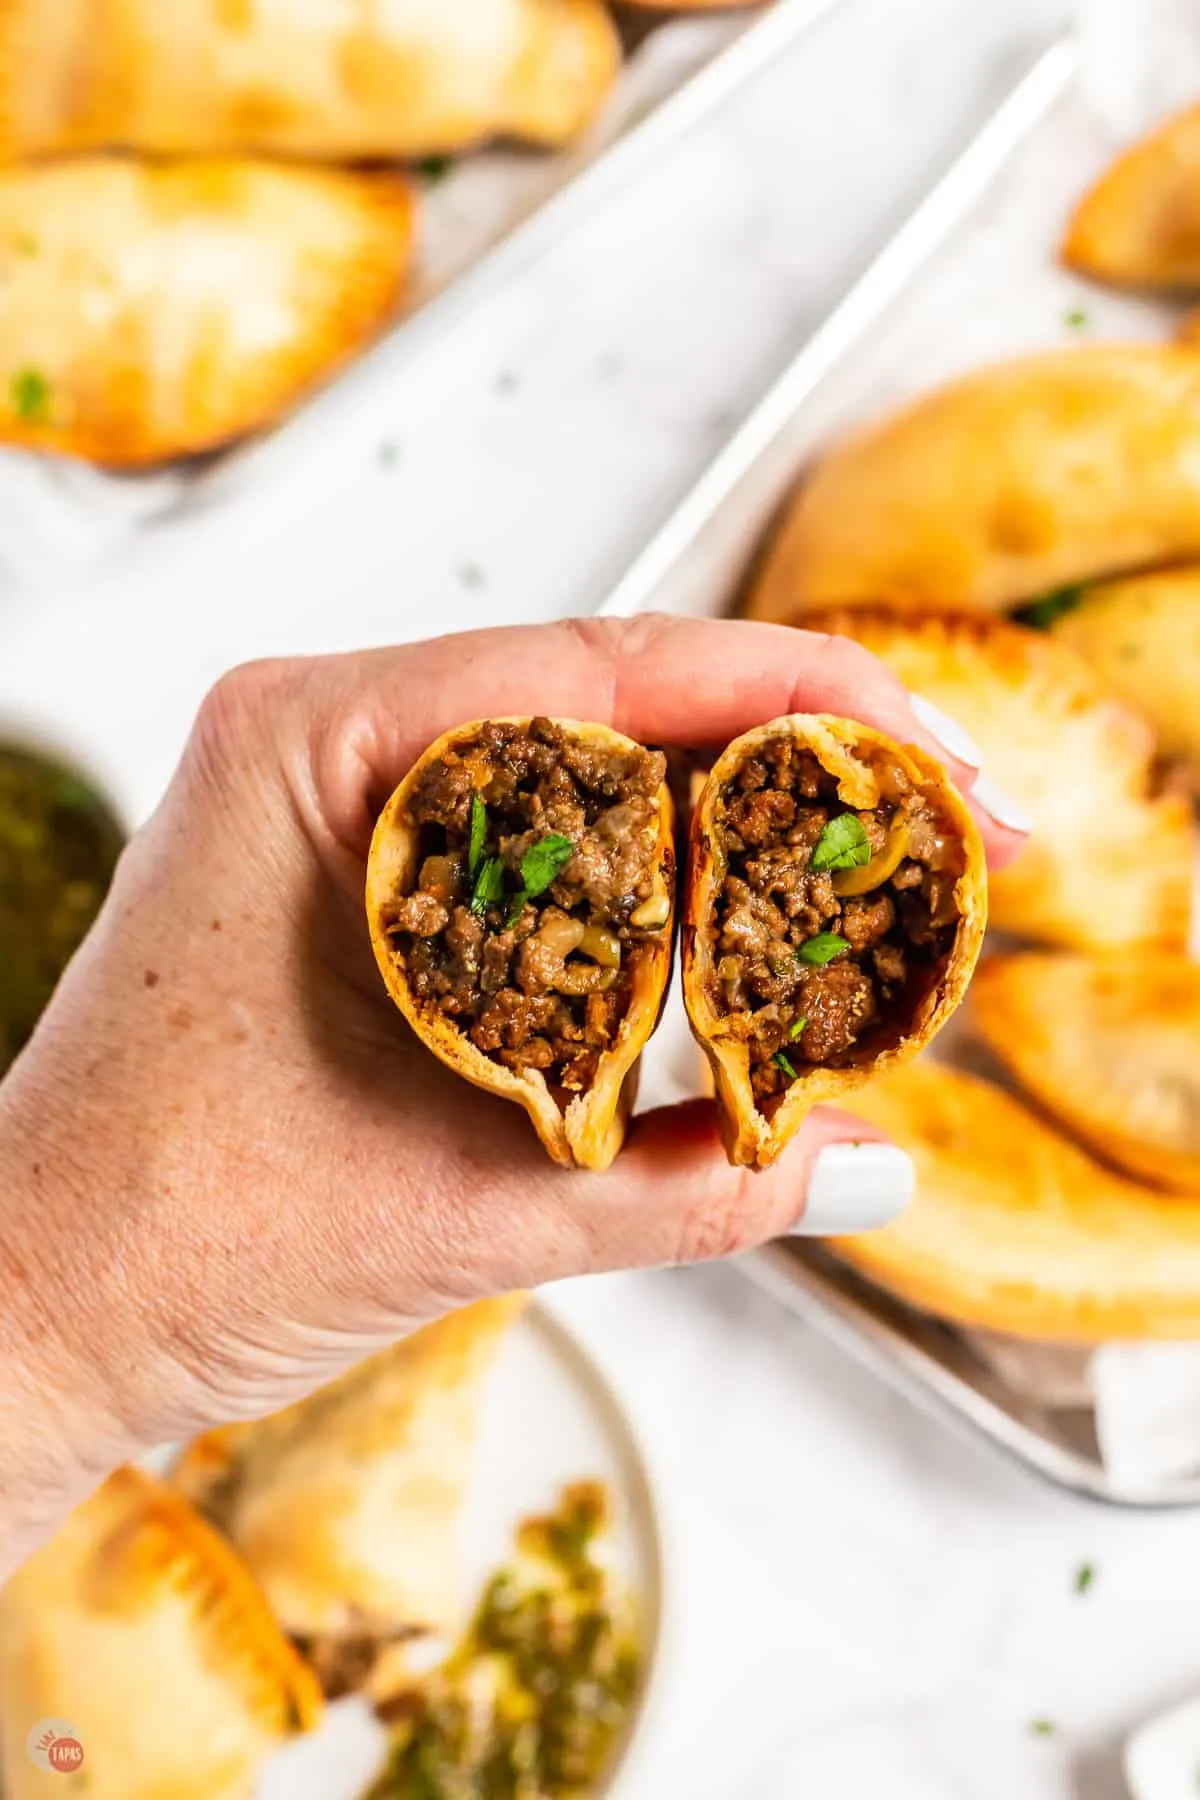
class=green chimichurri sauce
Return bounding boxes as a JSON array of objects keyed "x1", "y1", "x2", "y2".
[
  {"x1": 367, "y1": 1481, "x2": 641, "y2": 1800},
  {"x1": 0, "y1": 745, "x2": 123, "y2": 1075}
]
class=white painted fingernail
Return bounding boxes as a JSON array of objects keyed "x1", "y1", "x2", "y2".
[
  {"x1": 909, "y1": 694, "x2": 983, "y2": 769},
  {"x1": 971, "y1": 773, "x2": 1034, "y2": 835},
  {"x1": 792, "y1": 1142, "x2": 915, "y2": 1236}
]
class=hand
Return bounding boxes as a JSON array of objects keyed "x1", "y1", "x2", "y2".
[{"x1": 0, "y1": 615, "x2": 1024, "y2": 1567}]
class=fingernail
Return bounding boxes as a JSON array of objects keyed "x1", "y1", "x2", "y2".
[
  {"x1": 792, "y1": 1141, "x2": 915, "y2": 1237},
  {"x1": 971, "y1": 773, "x2": 1034, "y2": 835},
  {"x1": 909, "y1": 693, "x2": 983, "y2": 769}
]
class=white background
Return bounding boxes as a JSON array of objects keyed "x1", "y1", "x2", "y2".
[{"x1": 11, "y1": 0, "x2": 1200, "y2": 1795}]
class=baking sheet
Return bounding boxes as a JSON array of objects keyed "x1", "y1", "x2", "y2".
[{"x1": 600, "y1": 35, "x2": 1200, "y2": 1508}]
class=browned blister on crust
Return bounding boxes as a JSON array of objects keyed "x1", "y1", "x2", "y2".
[
  {"x1": 0, "y1": 1466, "x2": 321, "y2": 1800},
  {"x1": 681, "y1": 714, "x2": 985, "y2": 1169},
  {"x1": 366, "y1": 718, "x2": 676, "y2": 1172}
]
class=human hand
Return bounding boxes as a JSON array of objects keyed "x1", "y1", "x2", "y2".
[{"x1": 0, "y1": 615, "x2": 1025, "y2": 1565}]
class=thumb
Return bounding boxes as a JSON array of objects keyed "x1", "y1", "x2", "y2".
[{"x1": 566, "y1": 1099, "x2": 914, "y2": 1274}]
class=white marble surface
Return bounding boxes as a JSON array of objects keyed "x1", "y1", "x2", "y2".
[{"x1": 9, "y1": 0, "x2": 1200, "y2": 1795}]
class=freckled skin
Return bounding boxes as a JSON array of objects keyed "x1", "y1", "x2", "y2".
[{"x1": 0, "y1": 617, "x2": 1017, "y2": 1578}]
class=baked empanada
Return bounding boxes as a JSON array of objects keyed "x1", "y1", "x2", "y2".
[
  {"x1": 1045, "y1": 568, "x2": 1200, "y2": 780},
  {"x1": 803, "y1": 608, "x2": 1194, "y2": 952},
  {"x1": 174, "y1": 1298, "x2": 525, "y2": 1696},
  {"x1": 972, "y1": 951, "x2": 1200, "y2": 1195},
  {"x1": 0, "y1": 0, "x2": 620, "y2": 161},
  {"x1": 831, "y1": 1060, "x2": 1200, "y2": 1340},
  {"x1": 681, "y1": 714, "x2": 985, "y2": 1168},
  {"x1": 0, "y1": 1466, "x2": 320, "y2": 1800},
  {"x1": 747, "y1": 347, "x2": 1200, "y2": 618},
  {"x1": 1063, "y1": 105, "x2": 1200, "y2": 290},
  {"x1": 367, "y1": 718, "x2": 676, "y2": 1172},
  {"x1": 0, "y1": 157, "x2": 414, "y2": 466}
]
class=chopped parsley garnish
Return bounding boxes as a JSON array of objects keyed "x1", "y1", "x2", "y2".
[
  {"x1": 798, "y1": 932, "x2": 848, "y2": 966},
  {"x1": 809, "y1": 813, "x2": 871, "y2": 873},
  {"x1": 1063, "y1": 306, "x2": 1089, "y2": 329},
  {"x1": 470, "y1": 856, "x2": 505, "y2": 917},
  {"x1": 1073, "y1": 1562, "x2": 1096, "y2": 1596},
  {"x1": 789, "y1": 1016, "x2": 808, "y2": 1039},
  {"x1": 458, "y1": 561, "x2": 485, "y2": 590},
  {"x1": 11, "y1": 367, "x2": 49, "y2": 422},
  {"x1": 773, "y1": 1050, "x2": 797, "y2": 1079},
  {"x1": 377, "y1": 439, "x2": 400, "y2": 468},
  {"x1": 467, "y1": 795, "x2": 488, "y2": 879},
  {"x1": 1029, "y1": 1719, "x2": 1056, "y2": 1739},
  {"x1": 416, "y1": 154, "x2": 453, "y2": 183},
  {"x1": 1013, "y1": 585, "x2": 1085, "y2": 631},
  {"x1": 519, "y1": 833, "x2": 575, "y2": 899}
]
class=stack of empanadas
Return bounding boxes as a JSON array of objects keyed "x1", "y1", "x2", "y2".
[
  {"x1": 0, "y1": 1297, "x2": 525, "y2": 1796},
  {"x1": 0, "y1": 0, "x2": 634, "y2": 464}
]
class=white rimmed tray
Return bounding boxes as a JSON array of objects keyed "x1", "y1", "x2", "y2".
[{"x1": 597, "y1": 35, "x2": 1200, "y2": 1509}]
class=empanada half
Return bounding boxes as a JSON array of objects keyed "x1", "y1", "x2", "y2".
[
  {"x1": 972, "y1": 951, "x2": 1200, "y2": 1195},
  {"x1": 1063, "y1": 105, "x2": 1200, "y2": 289},
  {"x1": 831, "y1": 1060, "x2": 1200, "y2": 1340},
  {"x1": 1046, "y1": 567, "x2": 1200, "y2": 781},
  {"x1": 173, "y1": 1298, "x2": 525, "y2": 1695},
  {"x1": 0, "y1": 1466, "x2": 321, "y2": 1800},
  {"x1": 0, "y1": 156, "x2": 414, "y2": 465},
  {"x1": 802, "y1": 607, "x2": 1194, "y2": 952},
  {"x1": 746, "y1": 346, "x2": 1200, "y2": 617},
  {"x1": 0, "y1": 0, "x2": 620, "y2": 160}
]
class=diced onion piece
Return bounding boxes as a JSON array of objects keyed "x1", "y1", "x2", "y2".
[
  {"x1": 832, "y1": 819, "x2": 910, "y2": 897},
  {"x1": 536, "y1": 913, "x2": 585, "y2": 956},
  {"x1": 630, "y1": 884, "x2": 670, "y2": 929},
  {"x1": 579, "y1": 924, "x2": 621, "y2": 968}
]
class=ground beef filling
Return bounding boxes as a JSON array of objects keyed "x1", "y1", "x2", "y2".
[
  {"x1": 710, "y1": 739, "x2": 964, "y2": 1105},
  {"x1": 385, "y1": 720, "x2": 669, "y2": 1097}
]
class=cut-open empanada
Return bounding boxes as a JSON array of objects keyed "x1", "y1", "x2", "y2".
[
  {"x1": 173, "y1": 1297, "x2": 525, "y2": 1697},
  {"x1": 830, "y1": 1060, "x2": 1200, "y2": 1340},
  {"x1": 972, "y1": 951, "x2": 1200, "y2": 1195},
  {"x1": 746, "y1": 347, "x2": 1200, "y2": 617},
  {"x1": 1045, "y1": 568, "x2": 1200, "y2": 781},
  {"x1": 0, "y1": 157, "x2": 414, "y2": 466},
  {"x1": 802, "y1": 608, "x2": 1194, "y2": 952},
  {"x1": 0, "y1": 0, "x2": 621, "y2": 161},
  {"x1": 0, "y1": 1466, "x2": 321, "y2": 1800},
  {"x1": 1063, "y1": 105, "x2": 1200, "y2": 290}
]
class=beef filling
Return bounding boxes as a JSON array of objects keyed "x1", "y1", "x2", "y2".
[
  {"x1": 384, "y1": 720, "x2": 669, "y2": 1096},
  {"x1": 710, "y1": 738, "x2": 964, "y2": 1105}
]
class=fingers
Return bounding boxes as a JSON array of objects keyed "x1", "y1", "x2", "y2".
[
  {"x1": 555, "y1": 1099, "x2": 913, "y2": 1277},
  {"x1": 305, "y1": 614, "x2": 1029, "y2": 871}
]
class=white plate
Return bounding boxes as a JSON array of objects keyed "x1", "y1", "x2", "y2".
[
  {"x1": 1126, "y1": 1697, "x2": 1200, "y2": 1800},
  {"x1": 168, "y1": 1300, "x2": 666, "y2": 1800}
]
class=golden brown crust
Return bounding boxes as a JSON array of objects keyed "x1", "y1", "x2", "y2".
[
  {"x1": 0, "y1": 1466, "x2": 321, "y2": 1800},
  {"x1": 681, "y1": 714, "x2": 985, "y2": 1168},
  {"x1": 1048, "y1": 566, "x2": 1200, "y2": 780},
  {"x1": 831, "y1": 1060, "x2": 1200, "y2": 1341},
  {"x1": 972, "y1": 951, "x2": 1200, "y2": 1195},
  {"x1": 802, "y1": 607, "x2": 1195, "y2": 951},
  {"x1": 0, "y1": 156, "x2": 414, "y2": 466},
  {"x1": 1063, "y1": 105, "x2": 1200, "y2": 289},
  {"x1": 746, "y1": 346, "x2": 1200, "y2": 617},
  {"x1": 366, "y1": 719, "x2": 676, "y2": 1173},
  {"x1": 0, "y1": 0, "x2": 620, "y2": 159},
  {"x1": 173, "y1": 1299, "x2": 525, "y2": 1691}
]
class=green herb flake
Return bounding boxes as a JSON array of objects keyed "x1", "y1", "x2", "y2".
[
  {"x1": 519, "y1": 833, "x2": 575, "y2": 899},
  {"x1": 789, "y1": 1016, "x2": 808, "y2": 1039},
  {"x1": 470, "y1": 856, "x2": 505, "y2": 918},
  {"x1": 378, "y1": 439, "x2": 400, "y2": 468},
  {"x1": 773, "y1": 1051, "x2": 798, "y2": 1080},
  {"x1": 11, "y1": 367, "x2": 49, "y2": 422},
  {"x1": 1073, "y1": 1561, "x2": 1096, "y2": 1596},
  {"x1": 1063, "y1": 306, "x2": 1089, "y2": 329},
  {"x1": 1029, "y1": 1719, "x2": 1057, "y2": 1739},
  {"x1": 416, "y1": 154, "x2": 453, "y2": 183},
  {"x1": 1013, "y1": 585, "x2": 1085, "y2": 631},
  {"x1": 809, "y1": 813, "x2": 871, "y2": 873},
  {"x1": 467, "y1": 794, "x2": 488, "y2": 880},
  {"x1": 798, "y1": 932, "x2": 848, "y2": 966}
]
